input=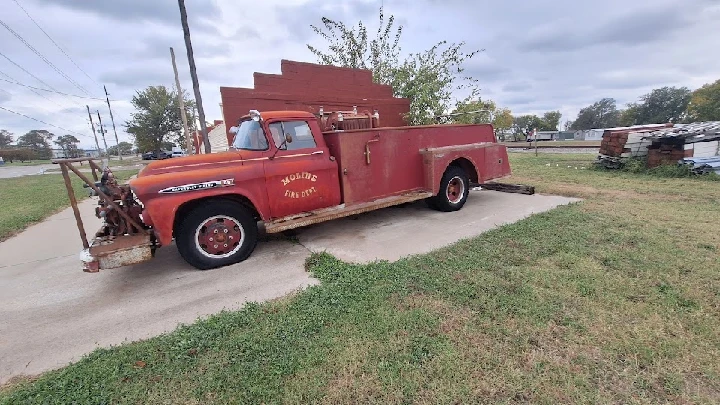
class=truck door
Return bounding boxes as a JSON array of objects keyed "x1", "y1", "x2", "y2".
[{"x1": 263, "y1": 119, "x2": 341, "y2": 219}]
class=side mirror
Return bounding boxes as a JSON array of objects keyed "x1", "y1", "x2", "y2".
[{"x1": 270, "y1": 133, "x2": 293, "y2": 160}]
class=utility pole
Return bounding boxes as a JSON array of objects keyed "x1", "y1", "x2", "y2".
[
  {"x1": 170, "y1": 47, "x2": 192, "y2": 155},
  {"x1": 103, "y1": 85, "x2": 122, "y2": 161},
  {"x1": 96, "y1": 111, "x2": 110, "y2": 161},
  {"x1": 86, "y1": 105, "x2": 102, "y2": 157},
  {"x1": 178, "y1": 0, "x2": 210, "y2": 153},
  {"x1": 190, "y1": 104, "x2": 198, "y2": 154}
]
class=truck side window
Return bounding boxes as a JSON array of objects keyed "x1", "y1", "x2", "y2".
[
  {"x1": 270, "y1": 121, "x2": 317, "y2": 151},
  {"x1": 268, "y1": 122, "x2": 285, "y2": 149}
]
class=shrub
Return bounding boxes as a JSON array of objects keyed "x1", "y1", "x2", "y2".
[{"x1": 0, "y1": 148, "x2": 38, "y2": 163}]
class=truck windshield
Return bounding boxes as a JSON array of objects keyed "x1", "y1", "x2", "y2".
[{"x1": 231, "y1": 119, "x2": 269, "y2": 151}]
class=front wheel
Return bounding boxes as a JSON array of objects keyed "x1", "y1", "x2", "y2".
[
  {"x1": 428, "y1": 166, "x2": 470, "y2": 212},
  {"x1": 176, "y1": 201, "x2": 258, "y2": 270}
]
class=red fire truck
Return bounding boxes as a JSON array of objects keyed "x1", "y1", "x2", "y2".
[{"x1": 57, "y1": 108, "x2": 511, "y2": 271}]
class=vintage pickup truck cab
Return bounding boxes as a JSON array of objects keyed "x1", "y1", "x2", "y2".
[{"x1": 79, "y1": 109, "x2": 510, "y2": 270}]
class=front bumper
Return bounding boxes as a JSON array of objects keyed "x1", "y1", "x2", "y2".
[{"x1": 80, "y1": 231, "x2": 155, "y2": 273}]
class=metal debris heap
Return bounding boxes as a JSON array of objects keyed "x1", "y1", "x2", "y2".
[{"x1": 596, "y1": 122, "x2": 720, "y2": 171}]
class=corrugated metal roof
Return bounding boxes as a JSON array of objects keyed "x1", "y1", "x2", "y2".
[
  {"x1": 603, "y1": 123, "x2": 670, "y2": 131},
  {"x1": 682, "y1": 156, "x2": 720, "y2": 174},
  {"x1": 644, "y1": 121, "x2": 720, "y2": 144}
]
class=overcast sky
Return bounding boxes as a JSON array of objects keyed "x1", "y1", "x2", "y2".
[{"x1": 1, "y1": 0, "x2": 719, "y2": 148}]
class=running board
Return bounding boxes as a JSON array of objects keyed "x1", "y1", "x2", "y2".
[{"x1": 263, "y1": 190, "x2": 434, "y2": 234}]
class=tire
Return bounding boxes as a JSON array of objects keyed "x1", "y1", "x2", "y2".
[
  {"x1": 428, "y1": 165, "x2": 470, "y2": 212},
  {"x1": 176, "y1": 201, "x2": 258, "y2": 270},
  {"x1": 424, "y1": 197, "x2": 439, "y2": 210}
]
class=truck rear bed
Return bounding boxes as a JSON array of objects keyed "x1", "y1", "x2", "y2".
[{"x1": 322, "y1": 124, "x2": 510, "y2": 205}]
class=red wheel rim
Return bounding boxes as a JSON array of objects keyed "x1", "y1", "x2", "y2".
[
  {"x1": 446, "y1": 176, "x2": 465, "y2": 204},
  {"x1": 194, "y1": 215, "x2": 244, "y2": 258}
]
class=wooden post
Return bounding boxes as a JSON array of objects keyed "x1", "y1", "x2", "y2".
[
  {"x1": 89, "y1": 159, "x2": 101, "y2": 181},
  {"x1": 86, "y1": 105, "x2": 102, "y2": 157},
  {"x1": 96, "y1": 111, "x2": 110, "y2": 167},
  {"x1": 178, "y1": 0, "x2": 211, "y2": 153},
  {"x1": 170, "y1": 47, "x2": 192, "y2": 155},
  {"x1": 60, "y1": 163, "x2": 89, "y2": 249},
  {"x1": 104, "y1": 86, "x2": 122, "y2": 161}
]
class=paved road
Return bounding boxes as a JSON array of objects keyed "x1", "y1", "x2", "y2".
[
  {"x1": 0, "y1": 190, "x2": 578, "y2": 383},
  {"x1": 0, "y1": 164, "x2": 57, "y2": 179}
]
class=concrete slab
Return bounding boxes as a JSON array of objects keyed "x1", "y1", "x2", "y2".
[
  {"x1": 0, "y1": 199, "x2": 316, "y2": 383},
  {"x1": 296, "y1": 191, "x2": 579, "y2": 263},
  {"x1": 0, "y1": 190, "x2": 578, "y2": 383},
  {"x1": 0, "y1": 164, "x2": 56, "y2": 179}
]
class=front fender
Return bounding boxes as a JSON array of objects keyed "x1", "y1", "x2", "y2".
[{"x1": 130, "y1": 165, "x2": 269, "y2": 246}]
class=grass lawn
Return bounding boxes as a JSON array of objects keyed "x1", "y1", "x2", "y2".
[
  {"x1": 2, "y1": 154, "x2": 719, "y2": 404},
  {"x1": 1, "y1": 159, "x2": 53, "y2": 167},
  {"x1": 0, "y1": 170, "x2": 139, "y2": 242}
]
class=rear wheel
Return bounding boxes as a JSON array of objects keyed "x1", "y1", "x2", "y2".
[
  {"x1": 428, "y1": 166, "x2": 470, "y2": 212},
  {"x1": 176, "y1": 201, "x2": 258, "y2": 270}
]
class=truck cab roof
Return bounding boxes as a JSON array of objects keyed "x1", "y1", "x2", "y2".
[{"x1": 241, "y1": 111, "x2": 316, "y2": 121}]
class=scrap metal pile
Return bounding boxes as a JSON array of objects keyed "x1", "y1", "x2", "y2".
[
  {"x1": 680, "y1": 156, "x2": 720, "y2": 175},
  {"x1": 85, "y1": 167, "x2": 145, "y2": 240},
  {"x1": 596, "y1": 124, "x2": 671, "y2": 169},
  {"x1": 645, "y1": 122, "x2": 720, "y2": 168},
  {"x1": 596, "y1": 122, "x2": 720, "y2": 171}
]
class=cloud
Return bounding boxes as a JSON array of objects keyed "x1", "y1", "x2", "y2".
[
  {"x1": 274, "y1": 0, "x2": 383, "y2": 43},
  {"x1": 99, "y1": 66, "x2": 175, "y2": 89},
  {"x1": 30, "y1": 0, "x2": 221, "y2": 28},
  {"x1": 0, "y1": 91, "x2": 11, "y2": 105},
  {"x1": 518, "y1": 1, "x2": 706, "y2": 53},
  {"x1": 593, "y1": 69, "x2": 683, "y2": 91},
  {"x1": 502, "y1": 81, "x2": 532, "y2": 92},
  {"x1": 134, "y1": 36, "x2": 232, "y2": 60},
  {"x1": 2, "y1": 0, "x2": 720, "y2": 147},
  {"x1": 504, "y1": 95, "x2": 534, "y2": 105},
  {"x1": 465, "y1": 57, "x2": 511, "y2": 82},
  {"x1": 59, "y1": 106, "x2": 87, "y2": 115}
]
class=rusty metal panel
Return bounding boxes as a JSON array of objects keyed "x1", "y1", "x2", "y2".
[
  {"x1": 131, "y1": 156, "x2": 271, "y2": 247},
  {"x1": 421, "y1": 142, "x2": 511, "y2": 192},
  {"x1": 264, "y1": 190, "x2": 433, "y2": 234},
  {"x1": 86, "y1": 234, "x2": 154, "y2": 270},
  {"x1": 262, "y1": 150, "x2": 341, "y2": 219},
  {"x1": 481, "y1": 144, "x2": 512, "y2": 182},
  {"x1": 323, "y1": 123, "x2": 503, "y2": 205}
]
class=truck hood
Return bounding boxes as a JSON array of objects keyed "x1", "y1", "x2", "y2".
[{"x1": 137, "y1": 151, "x2": 245, "y2": 177}]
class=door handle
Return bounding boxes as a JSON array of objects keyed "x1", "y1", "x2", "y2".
[{"x1": 364, "y1": 136, "x2": 380, "y2": 165}]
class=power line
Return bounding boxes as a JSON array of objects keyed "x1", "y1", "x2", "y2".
[
  {"x1": 0, "y1": 18, "x2": 92, "y2": 96},
  {"x1": 0, "y1": 50, "x2": 84, "y2": 108},
  {"x1": 0, "y1": 105, "x2": 91, "y2": 139},
  {"x1": 0, "y1": 68, "x2": 67, "y2": 109},
  {"x1": 11, "y1": 0, "x2": 102, "y2": 90},
  {"x1": 0, "y1": 50, "x2": 62, "y2": 94},
  {"x1": 0, "y1": 69, "x2": 110, "y2": 136},
  {"x1": 0, "y1": 76, "x2": 116, "y2": 102}
]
